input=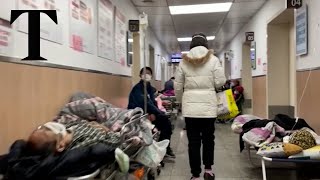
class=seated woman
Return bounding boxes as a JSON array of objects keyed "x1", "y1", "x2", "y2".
[{"x1": 128, "y1": 67, "x2": 175, "y2": 159}]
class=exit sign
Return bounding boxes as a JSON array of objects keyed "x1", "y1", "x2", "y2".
[{"x1": 287, "y1": 0, "x2": 302, "y2": 9}]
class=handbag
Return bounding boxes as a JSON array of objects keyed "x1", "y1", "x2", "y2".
[{"x1": 216, "y1": 89, "x2": 239, "y2": 120}]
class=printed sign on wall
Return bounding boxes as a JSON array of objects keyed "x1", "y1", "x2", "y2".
[
  {"x1": 98, "y1": 0, "x2": 114, "y2": 60},
  {"x1": 70, "y1": 0, "x2": 95, "y2": 53},
  {"x1": 115, "y1": 8, "x2": 126, "y2": 66},
  {"x1": 0, "y1": 18, "x2": 13, "y2": 56},
  {"x1": 17, "y1": 0, "x2": 64, "y2": 44},
  {"x1": 296, "y1": 5, "x2": 308, "y2": 56}
]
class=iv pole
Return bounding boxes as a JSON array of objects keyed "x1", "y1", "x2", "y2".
[{"x1": 140, "y1": 13, "x2": 148, "y2": 114}]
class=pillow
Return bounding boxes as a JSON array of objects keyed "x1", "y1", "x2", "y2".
[
  {"x1": 289, "y1": 146, "x2": 320, "y2": 160},
  {"x1": 300, "y1": 127, "x2": 320, "y2": 145},
  {"x1": 283, "y1": 143, "x2": 303, "y2": 156},
  {"x1": 257, "y1": 142, "x2": 303, "y2": 158},
  {"x1": 257, "y1": 142, "x2": 286, "y2": 157},
  {"x1": 289, "y1": 129, "x2": 316, "y2": 150}
]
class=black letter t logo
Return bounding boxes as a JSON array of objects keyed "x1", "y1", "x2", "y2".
[{"x1": 10, "y1": 10, "x2": 58, "y2": 60}]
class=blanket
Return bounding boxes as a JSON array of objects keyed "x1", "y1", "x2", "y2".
[
  {"x1": 242, "y1": 121, "x2": 286, "y2": 149},
  {"x1": 0, "y1": 140, "x2": 115, "y2": 180},
  {"x1": 239, "y1": 114, "x2": 314, "y2": 152},
  {"x1": 231, "y1": 114, "x2": 262, "y2": 134},
  {"x1": 54, "y1": 92, "x2": 153, "y2": 146}
]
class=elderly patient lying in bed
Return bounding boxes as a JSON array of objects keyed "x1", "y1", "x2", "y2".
[
  {"x1": 27, "y1": 121, "x2": 121, "y2": 154},
  {"x1": 0, "y1": 121, "x2": 130, "y2": 180}
]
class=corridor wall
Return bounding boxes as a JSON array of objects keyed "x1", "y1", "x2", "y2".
[
  {"x1": 296, "y1": 0, "x2": 320, "y2": 133},
  {"x1": 0, "y1": 0, "x2": 169, "y2": 154},
  {"x1": 221, "y1": 0, "x2": 320, "y2": 131},
  {"x1": 220, "y1": 0, "x2": 287, "y2": 117}
]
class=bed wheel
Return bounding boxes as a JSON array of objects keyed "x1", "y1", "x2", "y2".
[
  {"x1": 157, "y1": 168, "x2": 161, "y2": 175},
  {"x1": 160, "y1": 161, "x2": 165, "y2": 167}
]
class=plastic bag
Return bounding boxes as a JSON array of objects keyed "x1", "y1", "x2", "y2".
[
  {"x1": 216, "y1": 89, "x2": 239, "y2": 120},
  {"x1": 135, "y1": 140, "x2": 169, "y2": 168}
]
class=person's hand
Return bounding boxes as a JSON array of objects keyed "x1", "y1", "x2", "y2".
[
  {"x1": 148, "y1": 114, "x2": 156, "y2": 122},
  {"x1": 89, "y1": 122, "x2": 110, "y2": 132},
  {"x1": 88, "y1": 121, "x2": 100, "y2": 126}
]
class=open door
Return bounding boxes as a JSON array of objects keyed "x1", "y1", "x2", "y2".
[
  {"x1": 267, "y1": 9, "x2": 296, "y2": 118},
  {"x1": 242, "y1": 42, "x2": 253, "y2": 114}
]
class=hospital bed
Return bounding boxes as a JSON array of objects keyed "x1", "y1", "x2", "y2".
[
  {"x1": 65, "y1": 114, "x2": 161, "y2": 180},
  {"x1": 245, "y1": 142, "x2": 320, "y2": 180},
  {"x1": 0, "y1": 114, "x2": 160, "y2": 180}
]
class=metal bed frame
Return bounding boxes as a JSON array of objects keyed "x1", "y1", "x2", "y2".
[
  {"x1": 261, "y1": 157, "x2": 320, "y2": 180},
  {"x1": 245, "y1": 142, "x2": 320, "y2": 180},
  {"x1": 65, "y1": 114, "x2": 155, "y2": 180},
  {"x1": 66, "y1": 114, "x2": 163, "y2": 180}
]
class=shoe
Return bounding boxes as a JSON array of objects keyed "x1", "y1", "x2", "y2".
[
  {"x1": 204, "y1": 172, "x2": 215, "y2": 180},
  {"x1": 190, "y1": 177, "x2": 200, "y2": 180},
  {"x1": 165, "y1": 148, "x2": 176, "y2": 158}
]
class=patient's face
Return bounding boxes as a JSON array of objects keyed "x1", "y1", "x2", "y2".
[
  {"x1": 29, "y1": 124, "x2": 71, "y2": 153},
  {"x1": 28, "y1": 128, "x2": 60, "y2": 153}
]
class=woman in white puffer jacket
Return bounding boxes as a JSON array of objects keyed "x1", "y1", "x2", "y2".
[{"x1": 174, "y1": 33, "x2": 226, "y2": 180}]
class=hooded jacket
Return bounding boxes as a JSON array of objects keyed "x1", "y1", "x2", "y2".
[{"x1": 174, "y1": 46, "x2": 226, "y2": 118}]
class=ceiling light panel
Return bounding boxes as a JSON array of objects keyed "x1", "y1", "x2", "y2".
[
  {"x1": 178, "y1": 36, "x2": 215, "y2": 42},
  {"x1": 169, "y1": 2, "x2": 232, "y2": 15}
]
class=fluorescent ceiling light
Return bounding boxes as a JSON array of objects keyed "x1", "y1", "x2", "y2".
[
  {"x1": 128, "y1": 39, "x2": 133, "y2": 43},
  {"x1": 178, "y1": 36, "x2": 215, "y2": 42},
  {"x1": 129, "y1": 52, "x2": 134, "y2": 54},
  {"x1": 169, "y1": 2, "x2": 232, "y2": 15},
  {"x1": 177, "y1": 37, "x2": 192, "y2": 42},
  {"x1": 181, "y1": 51, "x2": 189, "y2": 54}
]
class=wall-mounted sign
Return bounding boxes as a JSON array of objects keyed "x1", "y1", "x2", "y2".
[
  {"x1": 296, "y1": 5, "x2": 308, "y2": 56},
  {"x1": 245, "y1": 32, "x2": 254, "y2": 42},
  {"x1": 171, "y1": 53, "x2": 182, "y2": 63},
  {"x1": 129, "y1": 20, "x2": 139, "y2": 32},
  {"x1": 250, "y1": 41, "x2": 256, "y2": 70},
  {"x1": 263, "y1": 63, "x2": 267, "y2": 74},
  {"x1": 287, "y1": 0, "x2": 303, "y2": 9}
]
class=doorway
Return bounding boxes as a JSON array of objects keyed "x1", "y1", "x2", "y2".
[
  {"x1": 241, "y1": 42, "x2": 253, "y2": 114},
  {"x1": 267, "y1": 9, "x2": 296, "y2": 118}
]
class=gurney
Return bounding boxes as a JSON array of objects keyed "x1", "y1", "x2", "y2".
[
  {"x1": 261, "y1": 157, "x2": 320, "y2": 180},
  {"x1": 65, "y1": 114, "x2": 161, "y2": 180}
]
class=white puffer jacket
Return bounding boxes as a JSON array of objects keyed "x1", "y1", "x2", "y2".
[{"x1": 174, "y1": 46, "x2": 226, "y2": 118}]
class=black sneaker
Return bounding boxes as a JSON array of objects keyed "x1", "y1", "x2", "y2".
[
  {"x1": 204, "y1": 172, "x2": 215, "y2": 180},
  {"x1": 165, "y1": 148, "x2": 176, "y2": 158}
]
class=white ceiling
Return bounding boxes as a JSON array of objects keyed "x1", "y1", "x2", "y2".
[{"x1": 131, "y1": 0, "x2": 267, "y2": 54}]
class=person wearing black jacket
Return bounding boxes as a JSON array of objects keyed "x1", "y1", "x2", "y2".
[{"x1": 128, "y1": 67, "x2": 175, "y2": 158}]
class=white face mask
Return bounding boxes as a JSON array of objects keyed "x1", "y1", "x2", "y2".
[
  {"x1": 143, "y1": 74, "x2": 152, "y2": 82},
  {"x1": 43, "y1": 122, "x2": 67, "y2": 137}
]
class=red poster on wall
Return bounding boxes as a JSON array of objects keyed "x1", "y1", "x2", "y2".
[{"x1": 258, "y1": 58, "x2": 261, "y2": 65}]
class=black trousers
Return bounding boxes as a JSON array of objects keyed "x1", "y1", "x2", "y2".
[
  {"x1": 153, "y1": 113, "x2": 173, "y2": 148},
  {"x1": 185, "y1": 117, "x2": 215, "y2": 177}
]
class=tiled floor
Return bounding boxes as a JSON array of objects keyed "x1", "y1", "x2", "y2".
[{"x1": 157, "y1": 117, "x2": 320, "y2": 180}]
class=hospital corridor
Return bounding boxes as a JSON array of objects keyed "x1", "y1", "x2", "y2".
[{"x1": 1, "y1": 0, "x2": 320, "y2": 179}]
